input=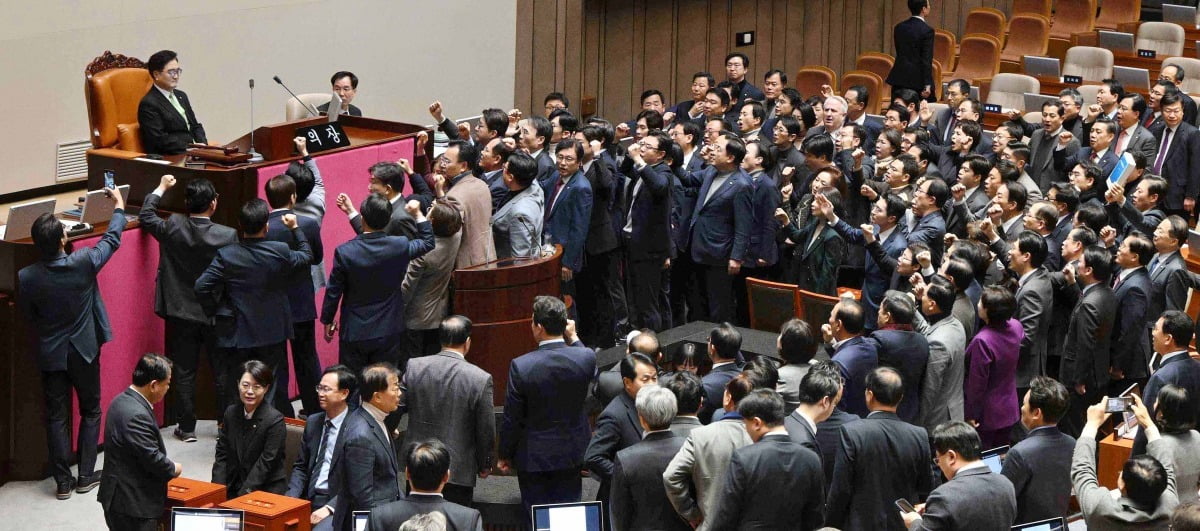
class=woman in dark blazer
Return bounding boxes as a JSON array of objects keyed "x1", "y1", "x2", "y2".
[
  {"x1": 963, "y1": 286, "x2": 1023, "y2": 449},
  {"x1": 783, "y1": 185, "x2": 846, "y2": 295},
  {"x1": 212, "y1": 359, "x2": 287, "y2": 496}
]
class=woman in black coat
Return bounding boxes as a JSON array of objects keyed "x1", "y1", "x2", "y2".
[{"x1": 212, "y1": 359, "x2": 287, "y2": 496}]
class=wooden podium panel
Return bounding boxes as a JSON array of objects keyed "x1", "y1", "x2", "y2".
[
  {"x1": 163, "y1": 477, "x2": 227, "y2": 529},
  {"x1": 1098, "y1": 433, "x2": 1133, "y2": 490},
  {"x1": 220, "y1": 490, "x2": 311, "y2": 531}
]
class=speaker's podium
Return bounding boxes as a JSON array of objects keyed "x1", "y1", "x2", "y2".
[{"x1": 220, "y1": 490, "x2": 311, "y2": 531}]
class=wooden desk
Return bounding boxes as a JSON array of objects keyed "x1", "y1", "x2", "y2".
[
  {"x1": 220, "y1": 490, "x2": 311, "y2": 531},
  {"x1": 1098, "y1": 432, "x2": 1133, "y2": 490},
  {"x1": 163, "y1": 477, "x2": 227, "y2": 530}
]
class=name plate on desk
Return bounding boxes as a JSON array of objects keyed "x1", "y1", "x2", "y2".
[
  {"x1": 297, "y1": 122, "x2": 351, "y2": 154},
  {"x1": 1063, "y1": 75, "x2": 1083, "y2": 85},
  {"x1": 982, "y1": 103, "x2": 1002, "y2": 114},
  {"x1": 1138, "y1": 49, "x2": 1157, "y2": 58}
]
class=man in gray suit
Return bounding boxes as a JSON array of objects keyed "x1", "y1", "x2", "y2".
[
  {"x1": 1114, "y1": 93, "x2": 1159, "y2": 163},
  {"x1": 1008, "y1": 232, "x2": 1055, "y2": 396},
  {"x1": 491, "y1": 152, "x2": 544, "y2": 259},
  {"x1": 911, "y1": 276, "x2": 968, "y2": 431},
  {"x1": 397, "y1": 315, "x2": 494, "y2": 507},
  {"x1": 900, "y1": 421, "x2": 1017, "y2": 531},
  {"x1": 1028, "y1": 100, "x2": 1079, "y2": 193}
]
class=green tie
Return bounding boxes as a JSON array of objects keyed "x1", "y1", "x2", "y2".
[{"x1": 167, "y1": 92, "x2": 189, "y2": 127}]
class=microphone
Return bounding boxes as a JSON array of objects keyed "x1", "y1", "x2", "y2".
[
  {"x1": 247, "y1": 79, "x2": 263, "y2": 162},
  {"x1": 274, "y1": 75, "x2": 318, "y2": 117}
]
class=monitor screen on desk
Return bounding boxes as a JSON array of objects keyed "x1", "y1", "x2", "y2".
[
  {"x1": 532, "y1": 501, "x2": 603, "y2": 531},
  {"x1": 353, "y1": 510, "x2": 369, "y2": 531},
  {"x1": 1023, "y1": 56, "x2": 1061, "y2": 79},
  {"x1": 80, "y1": 185, "x2": 130, "y2": 225},
  {"x1": 982, "y1": 445, "x2": 1009, "y2": 474},
  {"x1": 171, "y1": 507, "x2": 243, "y2": 531},
  {"x1": 1164, "y1": 4, "x2": 1198, "y2": 28},
  {"x1": 2, "y1": 197, "x2": 56, "y2": 242},
  {"x1": 1012, "y1": 516, "x2": 1067, "y2": 530}
]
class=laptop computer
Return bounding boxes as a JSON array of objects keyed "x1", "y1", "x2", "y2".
[
  {"x1": 1164, "y1": 4, "x2": 1198, "y2": 28},
  {"x1": 353, "y1": 510, "x2": 369, "y2": 531},
  {"x1": 79, "y1": 185, "x2": 130, "y2": 225},
  {"x1": 2, "y1": 198, "x2": 56, "y2": 242},
  {"x1": 1023, "y1": 93, "x2": 1059, "y2": 113},
  {"x1": 1023, "y1": 56, "x2": 1061, "y2": 79},
  {"x1": 532, "y1": 501, "x2": 604, "y2": 531},
  {"x1": 1098, "y1": 31, "x2": 1136, "y2": 54},
  {"x1": 171, "y1": 507, "x2": 244, "y2": 531},
  {"x1": 981, "y1": 445, "x2": 1009, "y2": 474},
  {"x1": 1113, "y1": 65, "x2": 1151, "y2": 91},
  {"x1": 1011, "y1": 516, "x2": 1068, "y2": 530}
]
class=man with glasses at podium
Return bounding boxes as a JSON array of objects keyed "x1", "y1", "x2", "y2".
[{"x1": 138, "y1": 49, "x2": 207, "y2": 155}]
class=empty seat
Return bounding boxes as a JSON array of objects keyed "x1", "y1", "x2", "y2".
[
  {"x1": 1136, "y1": 21, "x2": 1186, "y2": 57},
  {"x1": 987, "y1": 73, "x2": 1041, "y2": 110},
  {"x1": 746, "y1": 278, "x2": 800, "y2": 333},
  {"x1": 1011, "y1": 0, "x2": 1051, "y2": 17},
  {"x1": 1063, "y1": 46, "x2": 1115, "y2": 82},
  {"x1": 934, "y1": 29, "x2": 957, "y2": 72},
  {"x1": 856, "y1": 52, "x2": 895, "y2": 103},
  {"x1": 1096, "y1": 0, "x2": 1143, "y2": 31},
  {"x1": 841, "y1": 70, "x2": 885, "y2": 115},
  {"x1": 286, "y1": 93, "x2": 333, "y2": 121},
  {"x1": 1163, "y1": 56, "x2": 1200, "y2": 94},
  {"x1": 944, "y1": 34, "x2": 1002, "y2": 85},
  {"x1": 1050, "y1": 0, "x2": 1098, "y2": 40},
  {"x1": 1022, "y1": 111, "x2": 1044, "y2": 134},
  {"x1": 931, "y1": 60, "x2": 944, "y2": 100},
  {"x1": 795, "y1": 65, "x2": 837, "y2": 99},
  {"x1": 964, "y1": 8, "x2": 1007, "y2": 44},
  {"x1": 1001, "y1": 14, "x2": 1051, "y2": 72},
  {"x1": 1077, "y1": 84, "x2": 1102, "y2": 109}
]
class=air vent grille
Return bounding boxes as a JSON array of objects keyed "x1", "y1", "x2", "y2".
[{"x1": 55, "y1": 140, "x2": 90, "y2": 182}]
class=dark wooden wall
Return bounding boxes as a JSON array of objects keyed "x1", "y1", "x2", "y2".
[{"x1": 514, "y1": 0, "x2": 1016, "y2": 120}]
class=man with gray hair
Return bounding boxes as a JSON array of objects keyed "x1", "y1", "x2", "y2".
[{"x1": 610, "y1": 385, "x2": 690, "y2": 530}]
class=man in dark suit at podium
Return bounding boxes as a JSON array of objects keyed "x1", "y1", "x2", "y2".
[
  {"x1": 886, "y1": 1, "x2": 934, "y2": 101},
  {"x1": 368, "y1": 440, "x2": 483, "y2": 531},
  {"x1": 138, "y1": 174, "x2": 238, "y2": 442},
  {"x1": 317, "y1": 71, "x2": 362, "y2": 117},
  {"x1": 138, "y1": 49, "x2": 206, "y2": 155},
  {"x1": 19, "y1": 186, "x2": 126, "y2": 500}
]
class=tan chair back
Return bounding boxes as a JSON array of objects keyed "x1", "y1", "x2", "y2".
[
  {"x1": 987, "y1": 73, "x2": 1041, "y2": 110},
  {"x1": 1063, "y1": 46, "x2": 1115, "y2": 82},
  {"x1": 1137, "y1": 22, "x2": 1186, "y2": 57}
]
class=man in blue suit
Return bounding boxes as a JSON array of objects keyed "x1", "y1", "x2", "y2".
[
  {"x1": 687, "y1": 133, "x2": 753, "y2": 323},
  {"x1": 1053, "y1": 118, "x2": 1120, "y2": 182},
  {"x1": 264, "y1": 174, "x2": 324, "y2": 417},
  {"x1": 820, "y1": 193, "x2": 908, "y2": 330},
  {"x1": 1134, "y1": 310, "x2": 1200, "y2": 455},
  {"x1": 540, "y1": 139, "x2": 593, "y2": 307},
  {"x1": 908, "y1": 176, "x2": 949, "y2": 268},
  {"x1": 19, "y1": 188, "x2": 126, "y2": 499},
  {"x1": 624, "y1": 130, "x2": 674, "y2": 331},
  {"x1": 286, "y1": 365, "x2": 356, "y2": 531},
  {"x1": 868, "y1": 294, "x2": 929, "y2": 423},
  {"x1": 330, "y1": 363, "x2": 403, "y2": 531},
  {"x1": 498, "y1": 296, "x2": 597, "y2": 513},
  {"x1": 700, "y1": 323, "x2": 744, "y2": 424},
  {"x1": 194, "y1": 198, "x2": 312, "y2": 422},
  {"x1": 320, "y1": 194, "x2": 434, "y2": 376},
  {"x1": 823, "y1": 299, "x2": 879, "y2": 417}
]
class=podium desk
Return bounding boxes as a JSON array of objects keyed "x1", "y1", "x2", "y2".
[
  {"x1": 220, "y1": 490, "x2": 311, "y2": 531},
  {"x1": 1098, "y1": 432, "x2": 1134, "y2": 490},
  {"x1": 163, "y1": 477, "x2": 227, "y2": 529}
]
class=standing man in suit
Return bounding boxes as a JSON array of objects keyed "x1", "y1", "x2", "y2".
[
  {"x1": 823, "y1": 299, "x2": 880, "y2": 417},
  {"x1": 19, "y1": 186, "x2": 126, "y2": 499},
  {"x1": 699, "y1": 323, "x2": 743, "y2": 423},
  {"x1": 1151, "y1": 91, "x2": 1200, "y2": 218},
  {"x1": 725, "y1": 52, "x2": 765, "y2": 108},
  {"x1": 97, "y1": 354, "x2": 182, "y2": 530},
  {"x1": 665, "y1": 372, "x2": 705, "y2": 438},
  {"x1": 316, "y1": 71, "x2": 362, "y2": 117},
  {"x1": 1135, "y1": 311, "x2": 1200, "y2": 455},
  {"x1": 194, "y1": 199, "x2": 312, "y2": 412},
  {"x1": 336, "y1": 160, "x2": 430, "y2": 240},
  {"x1": 520, "y1": 116, "x2": 557, "y2": 183},
  {"x1": 1007, "y1": 232, "x2": 1056, "y2": 397},
  {"x1": 913, "y1": 275, "x2": 969, "y2": 431},
  {"x1": 1114, "y1": 94, "x2": 1159, "y2": 162},
  {"x1": 497, "y1": 296, "x2": 597, "y2": 513},
  {"x1": 542, "y1": 139, "x2": 594, "y2": 308},
  {"x1": 1147, "y1": 217, "x2": 1190, "y2": 348},
  {"x1": 138, "y1": 174, "x2": 237, "y2": 442},
  {"x1": 1054, "y1": 118, "x2": 1120, "y2": 180},
  {"x1": 1002, "y1": 376, "x2": 1076, "y2": 524},
  {"x1": 887, "y1": 0, "x2": 934, "y2": 101},
  {"x1": 688, "y1": 133, "x2": 753, "y2": 323},
  {"x1": 434, "y1": 140, "x2": 496, "y2": 268},
  {"x1": 586, "y1": 353, "x2": 658, "y2": 507},
  {"x1": 368, "y1": 440, "x2": 483, "y2": 531},
  {"x1": 821, "y1": 193, "x2": 909, "y2": 330},
  {"x1": 827, "y1": 367, "x2": 932, "y2": 531},
  {"x1": 137, "y1": 50, "x2": 205, "y2": 155},
  {"x1": 1028, "y1": 101, "x2": 1078, "y2": 193},
  {"x1": 1059, "y1": 246, "x2": 1118, "y2": 437},
  {"x1": 900, "y1": 421, "x2": 1017, "y2": 530},
  {"x1": 784, "y1": 360, "x2": 843, "y2": 458},
  {"x1": 707, "y1": 389, "x2": 825, "y2": 530},
  {"x1": 398, "y1": 315, "x2": 495, "y2": 507},
  {"x1": 264, "y1": 174, "x2": 324, "y2": 416},
  {"x1": 1109, "y1": 234, "x2": 1154, "y2": 394},
  {"x1": 573, "y1": 126, "x2": 619, "y2": 347},
  {"x1": 909, "y1": 177, "x2": 949, "y2": 267},
  {"x1": 1158, "y1": 64, "x2": 1199, "y2": 123},
  {"x1": 491, "y1": 152, "x2": 545, "y2": 259},
  {"x1": 286, "y1": 365, "x2": 356, "y2": 530},
  {"x1": 869, "y1": 294, "x2": 929, "y2": 423},
  {"x1": 331, "y1": 363, "x2": 403, "y2": 530},
  {"x1": 610, "y1": 385, "x2": 690, "y2": 531},
  {"x1": 320, "y1": 195, "x2": 434, "y2": 376},
  {"x1": 623, "y1": 131, "x2": 674, "y2": 332}
]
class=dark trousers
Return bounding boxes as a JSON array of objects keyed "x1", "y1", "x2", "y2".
[
  {"x1": 577, "y1": 250, "x2": 618, "y2": 349},
  {"x1": 1062, "y1": 386, "x2": 1101, "y2": 439},
  {"x1": 227, "y1": 343, "x2": 288, "y2": 417},
  {"x1": 517, "y1": 469, "x2": 582, "y2": 516},
  {"x1": 289, "y1": 321, "x2": 322, "y2": 416},
  {"x1": 699, "y1": 263, "x2": 736, "y2": 324},
  {"x1": 628, "y1": 256, "x2": 668, "y2": 331},
  {"x1": 669, "y1": 255, "x2": 700, "y2": 325},
  {"x1": 340, "y1": 333, "x2": 405, "y2": 377},
  {"x1": 164, "y1": 317, "x2": 219, "y2": 432},
  {"x1": 104, "y1": 510, "x2": 158, "y2": 531},
  {"x1": 609, "y1": 247, "x2": 631, "y2": 334},
  {"x1": 442, "y1": 483, "x2": 474, "y2": 507},
  {"x1": 400, "y1": 328, "x2": 440, "y2": 361},
  {"x1": 41, "y1": 347, "x2": 100, "y2": 484}
]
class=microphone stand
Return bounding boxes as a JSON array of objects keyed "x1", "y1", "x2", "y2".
[{"x1": 247, "y1": 79, "x2": 263, "y2": 163}]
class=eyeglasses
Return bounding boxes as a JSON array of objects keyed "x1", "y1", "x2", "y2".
[
  {"x1": 239, "y1": 382, "x2": 265, "y2": 393},
  {"x1": 165, "y1": 68, "x2": 183, "y2": 78},
  {"x1": 315, "y1": 385, "x2": 339, "y2": 395},
  {"x1": 636, "y1": 141, "x2": 662, "y2": 151}
]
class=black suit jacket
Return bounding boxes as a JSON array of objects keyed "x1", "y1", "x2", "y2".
[
  {"x1": 706, "y1": 433, "x2": 825, "y2": 530},
  {"x1": 368, "y1": 493, "x2": 482, "y2": 531},
  {"x1": 784, "y1": 411, "x2": 821, "y2": 456},
  {"x1": 317, "y1": 101, "x2": 363, "y2": 117},
  {"x1": 1059, "y1": 282, "x2": 1117, "y2": 390},
  {"x1": 1111, "y1": 268, "x2": 1151, "y2": 379},
  {"x1": 827, "y1": 411, "x2": 932, "y2": 531},
  {"x1": 97, "y1": 388, "x2": 177, "y2": 518},
  {"x1": 699, "y1": 363, "x2": 742, "y2": 423},
  {"x1": 266, "y1": 209, "x2": 323, "y2": 323},
  {"x1": 910, "y1": 466, "x2": 1017, "y2": 530},
  {"x1": 285, "y1": 411, "x2": 340, "y2": 507},
  {"x1": 887, "y1": 17, "x2": 934, "y2": 91},
  {"x1": 138, "y1": 87, "x2": 206, "y2": 155},
  {"x1": 869, "y1": 329, "x2": 930, "y2": 423},
  {"x1": 610, "y1": 431, "x2": 690, "y2": 531},
  {"x1": 498, "y1": 341, "x2": 597, "y2": 472},
  {"x1": 1149, "y1": 121, "x2": 1200, "y2": 210},
  {"x1": 139, "y1": 192, "x2": 237, "y2": 324},
  {"x1": 212, "y1": 403, "x2": 287, "y2": 497},
  {"x1": 1001, "y1": 426, "x2": 1076, "y2": 524},
  {"x1": 626, "y1": 161, "x2": 673, "y2": 261},
  {"x1": 584, "y1": 391, "x2": 642, "y2": 502},
  {"x1": 332, "y1": 407, "x2": 401, "y2": 531},
  {"x1": 584, "y1": 159, "x2": 619, "y2": 255},
  {"x1": 816, "y1": 408, "x2": 860, "y2": 486}
]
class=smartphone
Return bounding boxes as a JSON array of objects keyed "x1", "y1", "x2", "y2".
[
  {"x1": 103, "y1": 169, "x2": 115, "y2": 190},
  {"x1": 1106, "y1": 396, "x2": 1132, "y2": 414},
  {"x1": 895, "y1": 498, "x2": 916, "y2": 513}
]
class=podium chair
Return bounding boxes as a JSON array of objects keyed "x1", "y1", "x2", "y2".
[
  {"x1": 286, "y1": 94, "x2": 333, "y2": 121},
  {"x1": 84, "y1": 51, "x2": 151, "y2": 157}
]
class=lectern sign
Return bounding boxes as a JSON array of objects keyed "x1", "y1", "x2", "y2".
[{"x1": 297, "y1": 122, "x2": 351, "y2": 153}]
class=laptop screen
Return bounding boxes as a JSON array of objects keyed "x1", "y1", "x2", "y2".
[
  {"x1": 532, "y1": 501, "x2": 603, "y2": 531},
  {"x1": 353, "y1": 510, "x2": 369, "y2": 531},
  {"x1": 1012, "y1": 516, "x2": 1068, "y2": 530},
  {"x1": 171, "y1": 507, "x2": 243, "y2": 531},
  {"x1": 981, "y1": 445, "x2": 1009, "y2": 474}
]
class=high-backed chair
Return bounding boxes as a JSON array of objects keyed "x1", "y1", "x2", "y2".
[
  {"x1": 1021, "y1": 111, "x2": 1043, "y2": 136},
  {"x1": 1063, "y1": 46, "x2": 1115, "y2": 82},
  {"x1": 944, "y1": 34, "x2": 1002, "y2": 84},
  {"x1": 1049, "y1": 0, "x2": 1098, "y2": 41},
  {"x1": 746, "y1": 278, "x2": 801, "y2": 333},
  {"x1": 1163, "y1": 57, "x2": 1200, "y2": 94},
  {"x1": 283, "y1": 417, "x2": 305, "y2": 482},
  {"x1": 987, "y1": 73, "x2": 1041, "y2": 110},
  {"x1": 840, "y1": 71, "x2": 885, "y2": 115},
  {"x1": 285, "y1": 93, "x2": 334, "y2": 122},
  {"x1": 934, "y1": 30, "x2": 958, "y2": 72},
  {"x1": 1096, "y1": 0, "x2": 1143, "y2": 31},
  {"x1": 1011, "y1": 0, "x2": 1052, "y2": 17},
  {"x1": 856, "y1": 52, "x2": 894, "y2": 103},
  {"x1": 1076, "y1": 84, "x2": 1103, "y2": 110},
  {"x1": 796, "y1": 289, "x2": 840, "y2": 335},
  {"x1": 931, "y1": 60, "x2": 943, "y2": 100},
  {"x1": 1001, "y1": 14, "x2": 1051, "y2": 73},
  {"x1": 795, "y1": 66, "x2": 837, "y2": 99},
  {"x1": 1136, "y1": 22, "x2": 1186, "y2": 57},
  {"x1": 964, "y1": 8, "x2": 1007, "y2": 45},
  {"x1": 84, "y1": 51, "x2": 152, "y2": 155}
]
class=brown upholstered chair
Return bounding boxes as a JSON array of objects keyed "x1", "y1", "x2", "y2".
[
  {"x1": 1163, "y1": 57, "x2": 1200, "y2": 94},
  {"x1": 84, "y1": 51, "x2": 151, "y2": 155},
  {"x1": 1136, "y1": 21, "x2": 1186, "y2": 57},
  {"x1": 1000, "y1": 14, "x2": 1051, "y2": 73},
  {"x1": 1050, "y1": 0, "x2": 1098, "y2": 41},
  {"x1": 746, "y1": 278, "x2": 801, "y2": 333},
  {"x1": 795, "y1": 66, "x2": 837, "y2": 100},
  {"x1": 283, "y1": 417, "x2": 306, "y2": 482},
  {"x1": 934, "y1": 29, "x2": 957, "y2": 73},
  {"x1": 1096, "y1": 0, "x2": 1142, "y2": 31},
  {"x1": 964, "y1": 8, "x2": 1007, "y2": 46},
  {"x1": 856, "y1": 52, "x2": 894, "y2": 103},
  {"x1": 1063, "y1": 46, "x2": 1115, "y2": 82},
  {"x1": 796, "y1": 289, "x2": 840, "y2": 336},
  {"x1": 931, "y1": 60, "x2": 944, "y2": 100},
  {"x1": 944, "y1": 34, "x2": 1002, "y2": 85},
  {"x1": 1011, "y1": 0, "x2": 1051, "y2": 17},
  {"x1": 841, "y1": 71, "x2": 885, "y2": 115}
]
